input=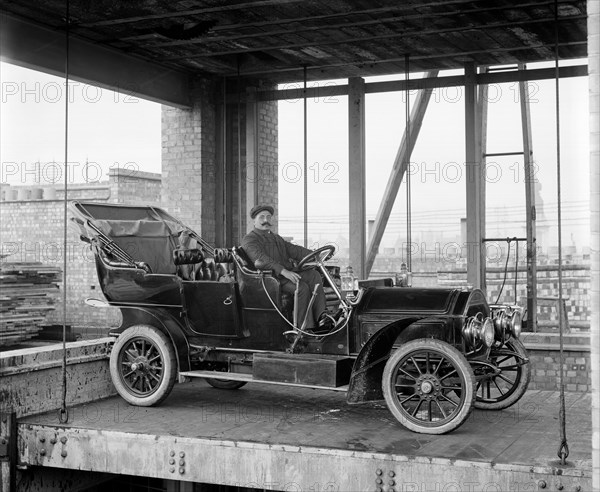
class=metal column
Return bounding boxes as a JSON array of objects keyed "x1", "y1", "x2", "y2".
[
  {"x1": 465, "y1": 63, "x2": 486, "y2": 289},
  {"x1": 348, "y1": 77, "x2": 367, "y2": 279}
]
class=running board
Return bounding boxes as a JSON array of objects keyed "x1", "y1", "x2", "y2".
[{"x1": 179, "y1": 370, "x2": 349, "y2": 392}]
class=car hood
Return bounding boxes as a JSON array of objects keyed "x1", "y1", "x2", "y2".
[{"x1": 358, "y1": 287, "x2": 460, "y2": 315}]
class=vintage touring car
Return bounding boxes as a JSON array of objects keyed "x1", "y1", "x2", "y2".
[{"x1": 71, "y1": 200, "x2": 530, "y2": 434}]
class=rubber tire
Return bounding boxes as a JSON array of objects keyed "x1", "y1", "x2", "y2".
[
  {"x1": 110, "y1": 325, "x2": 177, "y2": 406},
  {"x1": 205, "y1": 379, "x2": 248, "y2": 390},
  {"x1": 474, "y1": 338, "x2": 531, "y2": 410},
  {"x1": 382, "y1": 338, "x2": 476, "y2": 434}
]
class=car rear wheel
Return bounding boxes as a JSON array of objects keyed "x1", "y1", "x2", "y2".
[
  {"x1": 382, "y1": 339, "x2": 476, "y2": 434},
  {"x1": 474, "y1": 338, "x2": 530, "y2": 410},
  {"x1": 110, "y1": 325, "x2": 177, "y2": 406},
  {"x1": 205, "y1": 378, "x2": 247, "y2": 390}
]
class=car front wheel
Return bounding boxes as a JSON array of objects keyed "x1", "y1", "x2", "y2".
[
  {"x1": 474, "y1": 338, "x2": 531, "y2": 410},
  {"x1": 382, "y1": 339, "x2": 476, "y2": 434},
  {"x1": 110, "y1": 325, "x2": 177, "y2": 406}
]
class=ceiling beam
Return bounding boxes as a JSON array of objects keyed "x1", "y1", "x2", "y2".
[
  {"x1": 229, "y1": 41, "x2": 587, "y2": 79},
  {"x1": 252, "y1": 64, "x2": 587, "y2": 102},
  {"x1": 78, "y1": 0, "x2": 306, "y2": 27},
  {"x1": 166, "y1": 14, "x2": 586, "y2": 60},
  {"x1": 0, "y1": 12, "x2": 192, "y2": 108},
  {"x1": 153, "y1": 0, "x2": 570, "y2": 48}
]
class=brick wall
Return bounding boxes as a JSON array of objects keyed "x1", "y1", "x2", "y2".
[
  {"x1": 523, "y1": 333, "x2": 591, "y2": 392},
  {"x1": 0, "y1": 169, "x2": 161, "y2": 331},
  {"x1": 161, "y1": 77, "x2": 214, "y2": 236},
  {"x1": 257, "y1": 98, "x2": 279, "y2": 220},
  {"x1": 108, "y1": 168, "x2": 162, "y2": 204},
  {"x1": 437, "y1": 264, "x2": 591, "y2": 329}
]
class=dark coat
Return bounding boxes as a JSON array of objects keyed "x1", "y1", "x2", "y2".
[{"x1": 241, "y1": 228, "x2": 311, "y2": 276}]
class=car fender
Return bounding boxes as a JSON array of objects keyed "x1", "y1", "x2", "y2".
[
  {"x1": 347, "y1": 316, "x2": 448, "y2": 404},
  {"x1": 109, "y1": 306, "x2": 191, "y2": 373}
]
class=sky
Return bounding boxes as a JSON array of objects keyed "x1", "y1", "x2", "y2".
[{"x1": 0, "y1": 59, "x2": 591, "y2": 253}]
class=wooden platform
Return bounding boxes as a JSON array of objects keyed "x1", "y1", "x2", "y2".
[{"x1": 18, "y1": 381, "x2": 592, "y2": 490}]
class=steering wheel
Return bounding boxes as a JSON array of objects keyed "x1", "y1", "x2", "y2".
[{"x1": 296, "y1": 245, "x2": 336, "y2": 271}]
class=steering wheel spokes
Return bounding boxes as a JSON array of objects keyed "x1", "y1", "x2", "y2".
[{"x1": 297, "y1": 244, "x2": 336, "y2": 271}]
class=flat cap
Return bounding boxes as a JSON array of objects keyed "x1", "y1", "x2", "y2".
[{"x1": 250, "y1": 204, "x2": 274, "y2": 219}]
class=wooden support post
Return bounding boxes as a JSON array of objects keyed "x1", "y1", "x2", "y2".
[
  {"x1": 519, "y1": 64, "x2": 539, "y2": 331},
  {"x1": 465, "y1": 63, "x2": 485, "y2": 289},
  {"x1": 366, "y1": 71, "x2": 439, "y2": 276},
  {"x1": 348, "y1": 77, "x2": 367, "y2": 279}
]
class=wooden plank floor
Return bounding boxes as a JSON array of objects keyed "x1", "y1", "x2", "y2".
[{"x1": 22, "y1": 380, "x2": 592, "y2": 471}]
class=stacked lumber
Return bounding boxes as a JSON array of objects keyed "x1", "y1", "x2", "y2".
[{"x1": 0, "y1": 262, "x2": 61, "y2": 348}]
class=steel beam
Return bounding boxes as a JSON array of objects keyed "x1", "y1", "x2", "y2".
[
  {"x1": 348, "y1": 77, "x2": 367, "y2": 278},
  {"x1": 365, "y1": 71, "x2": 439, "y2": 276},
  {"x1": 519, "y1": 65, "x2": 539, "y2": 331},
  {"x1": 255, "y1": 65, "x2": 587, "y2": 102},
  {"x1": 477, "y1": 68, "x2": 489, "y2": 294},
  {"x1": 0, "y1": 13, "x2": 190, "y2": 108},
  {"x1": 17, "y1": 423, "x2": 590, "y2": 490},
  {"x1": 465, "y1": 63, "x2": 486, "y2": 288}
]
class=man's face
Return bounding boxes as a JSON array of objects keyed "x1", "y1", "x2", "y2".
[{"x1": 254, "y1": 211, "x2": 273, "y2": 231}]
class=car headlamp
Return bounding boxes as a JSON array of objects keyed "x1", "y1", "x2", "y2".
[
  {"x1": 482, "y1": 317, "x2": 495, "y2": 347},
  {"x1": 510, "y1": 309, "x2": 522, "y2": 338},
  {"x1": 490, "y1": 305, "x2": 523, "y2": 342},
  {"x1": 463, "y1": 313, "x2": 494, "y2": 349}
]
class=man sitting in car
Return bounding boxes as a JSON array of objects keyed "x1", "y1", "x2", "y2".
[{"x1": 241, "y1": 204, "x2": 334, "y2": 332}]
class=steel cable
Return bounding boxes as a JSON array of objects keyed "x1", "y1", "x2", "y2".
[
  {"x1": 553, "y1": 0, "x2": 568, "y2": 465},
  {"x1": 59, "y1": 0, "x2": 70, "y2": 425}
]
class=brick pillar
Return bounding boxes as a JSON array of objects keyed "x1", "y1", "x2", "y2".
[
  {"x1": 589, "y1": 0, "x2": 600, "y2": 488},
  {"x1": 161, "y1": 78, "x2": 217, "y2": 240},
  {"x1": 161, "y1": 78, "x2": 278, "y2": 247},
  {"x1": 256, "y1": 98, "x2": 279, "y2": 225}
]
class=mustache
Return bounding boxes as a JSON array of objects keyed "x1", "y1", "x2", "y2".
[{"x1": 260, "y1": 222, "x2": 272, "y2": 226}]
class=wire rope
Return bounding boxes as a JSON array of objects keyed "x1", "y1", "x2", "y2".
[
  {"x1": 405, "y1": 54, "x2": 412, "y2": 271},
  {"x1": 59, "y1": 0, "x2": 71, "y2": 425},
  {"x1": 553, "y1": 0, "x2": 569, "y2": 465}
]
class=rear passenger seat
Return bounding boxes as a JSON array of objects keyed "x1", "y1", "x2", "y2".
[{"x1": 174, "y1": 244, "x2": 234, "y2": 282}]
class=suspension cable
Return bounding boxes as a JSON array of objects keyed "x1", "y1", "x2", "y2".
[
  {"x1": 237, "y1": 57, "x2": 242, "y2": 243},
  {"x1": 303, "y1": 65, "x2": 308, "y2": 248},
  {"x1": 59, "y1": 0, "x2": 70, "y2": 425},
  {"x1": 405, "y1": 54, "x2": 412, "y2": 271},
  {"x1": 553, "y1": 0, "x2": 569, "y2": 465}
]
